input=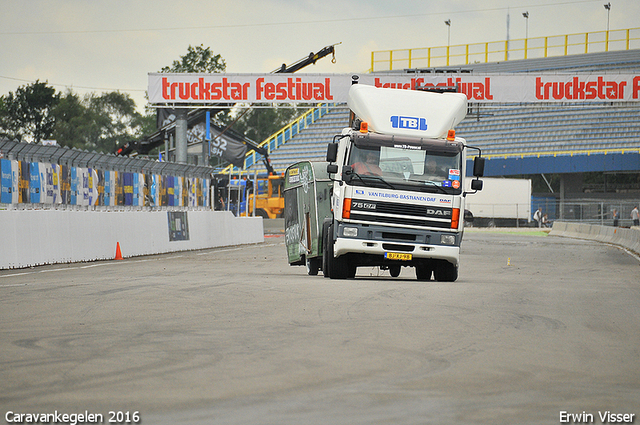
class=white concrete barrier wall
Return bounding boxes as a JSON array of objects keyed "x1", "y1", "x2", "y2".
[
  {"x1": 0, "y1": 210, "x2": 264, "y2": 269},
  {"x1": 550, "y1": 221, "x2": 640, "y2": 255}
]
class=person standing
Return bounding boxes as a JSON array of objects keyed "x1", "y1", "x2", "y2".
[
  {"x1": 612, "y1": 209, "x2": 620, "y2": 227},
  {"x1": 632, "y1": 206, "x2": 640, "y2": 227},
  {"x1": 533, "y1": 208, "x2": 542, "y2": 228}
]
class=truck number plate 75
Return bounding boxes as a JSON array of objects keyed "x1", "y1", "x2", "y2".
[{"x1": 385, "y1": 252, "x2": 412, "y2": 261}]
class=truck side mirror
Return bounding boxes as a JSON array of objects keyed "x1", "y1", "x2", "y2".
[
  {"x1": 473, "y1": 156, "x2": 485, "y2": 177},
  {"x1": 327, "y1": 164, "x2": 338, "y2": 175},
  {"x1": 342, "y1": 165, "x2": 354, "y2": 183},
  {"x1": 326, "y1": 142, "x2": 338, "y2": 163},
  {"x1": 471, "y1": 179, "x2": 483, "y2": 191}
]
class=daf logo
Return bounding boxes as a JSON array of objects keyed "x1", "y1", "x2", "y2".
[
  {"x1": 353, "y1": 201, "x2": 376, "y2": 210},
  {"x1": 427, "y1": 209, "x2": 451, "y2": 216}
]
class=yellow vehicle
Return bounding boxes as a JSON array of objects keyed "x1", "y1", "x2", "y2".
[{"x1": 246, "y1": 174, "x2": 284, "y2": 219}]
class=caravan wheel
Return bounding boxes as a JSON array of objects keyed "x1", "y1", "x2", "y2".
[{"x1": 306, "y1": 257, "x2": 321, "y2": 276}]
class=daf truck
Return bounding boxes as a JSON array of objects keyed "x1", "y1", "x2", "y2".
[{"x1": 284, "y1": 84, "x2": 484, "y2": 281}]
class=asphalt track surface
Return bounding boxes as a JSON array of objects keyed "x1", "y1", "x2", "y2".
[{"x1": 1, "y1": 229, "x2": 639, "y2": 425}]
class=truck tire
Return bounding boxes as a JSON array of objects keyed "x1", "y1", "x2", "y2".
[
  {"x1": 325, "y1": 223, "x2": 349, "y2": 279},
  {"x1": 322, "y1": 220, "x2": 331, "y2": 278},
  {"x1": 389, "y1": 265, "x2": 401, "y2": 277},
  {"x1": 415, "y1": 263, "x2": 433, "y2": 281},
  {"x1": 348, "y1": 265, "x2": 357, "y2": 279},
  {"x1": 306, "y1": 257, "x2": 321, "y2": 276},
  {"x1": 255, "y1": 208, "x2": 269, "y2": 219},
  {"x1": 434, "y1": 262, "x2": 458, "y2": 282}
]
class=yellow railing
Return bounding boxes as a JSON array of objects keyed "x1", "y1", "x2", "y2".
[
  {"x1": 371, "y1": 28, "x2": 640, "y2": 72},
  {"x1": 467, "y1": 147, "x2": 640, "y2": 161}
]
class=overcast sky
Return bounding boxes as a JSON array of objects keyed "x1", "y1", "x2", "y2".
[{"x1": 1, "y1": 0, "x2": 638, "y2": 113}]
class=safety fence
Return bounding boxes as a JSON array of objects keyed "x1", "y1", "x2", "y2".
[
  {"x1": 533, "y1": 197, "x2": 640, "y2": 227},
  {"x1": 465, "y1": 198, "x2": 640, "y2": 228},
  {"x1": 0, "y1": 139, "x2": 213, "y2": 210},
  {"x1": 371, "y1": 27, "x2": 640, "y2": 71}
]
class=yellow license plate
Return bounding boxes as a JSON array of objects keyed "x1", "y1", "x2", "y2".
[{"x1": 385, "y1": 252, "x2": 412, "y2": 261}]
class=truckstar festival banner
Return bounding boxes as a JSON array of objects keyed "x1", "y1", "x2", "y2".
[{"x1": 148, "y1": 73, "x2": 640, "y2": 104}]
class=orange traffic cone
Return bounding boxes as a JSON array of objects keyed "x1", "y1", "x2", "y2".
[{"x1": 115, "y1": 242, "x2": 123, "y2": 260}]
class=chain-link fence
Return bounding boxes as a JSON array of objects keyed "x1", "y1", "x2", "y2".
[
  {"x1": 0, "y1": 139, "x2": 214, "y2": 210},
  {"x1": 533, "y1": 197, "x2": 640, "y2": 227}
]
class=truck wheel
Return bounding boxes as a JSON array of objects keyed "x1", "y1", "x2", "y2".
[
  {"x1": 325, "y1": 223, "x2": 349, "y2": 279},
  {"x1": 389, "y1": 265, "x2": 401, "y2": 277},
  {"x1": 434, "y1": 262, "x2": 458, "y2": 282},
  {"x1": 322, "y1": 220, "x2": 331, "y2": 278},
  {"x1": 415, "y1": 263, "x2": 433, "y2": 281},
  {"x1": 330, "y1": 257, "x2": 350, "y2": 279},
  {"x1": 256, "y1": 208, "x2": 269, "y2": 219},
  {"x1": 306, "y1": 257, "x2": 321, "y2": 276},
  {"x1": 348, "y1": 265, "x2": 357, "y2": 279}
]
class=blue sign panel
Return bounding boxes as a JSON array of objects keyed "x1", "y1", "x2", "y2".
[
  {"x1": 1, "y1": 159, "x2": 12, "y2": 204},
  {"x1": 29, "y1": 162, "x2": 41, "y2": 203}
]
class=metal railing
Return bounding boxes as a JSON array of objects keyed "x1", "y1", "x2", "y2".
[
  {"x1": 371, "y1": 27, "x2": 640, "y2": 72},
  {"x1": 466, "y1": 199, "x2": 640, "y2": 228},
  {"x1": 467, "y1": 146, "x2": 640, "y2": 161},
  {"x1": 533, "y1": 198, "x2": 640, "y2": 227}
]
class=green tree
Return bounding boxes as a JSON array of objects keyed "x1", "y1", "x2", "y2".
[
  {"x1": 51, "y1": 91, "x2": 100, "y2": 150},
  {"x1": 52, "y1": 90, "x2": 154, "y2": 153},
  {"x1": 0, "y1": 80, "x2": 59, "y2": 143},
  {"x1": 161, "y1": 44, "x2": 226, "y2": 73},
  {"x1": 0, "y1": 96, "x2": 8, "y2": 139},
  {"x1": 88, "y1": 91, "x2": 143, "y2": 152}
]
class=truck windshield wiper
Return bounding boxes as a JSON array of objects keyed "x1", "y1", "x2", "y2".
[
  {"x1": 351, "y1": 172, "x2": 396, "y2": 190},
  {"x1": 424, "y1": 181, "x2": 449, "y2": 194},
  {"x1": 403, "y1": 178, "x2": 450, "y2": 194}
]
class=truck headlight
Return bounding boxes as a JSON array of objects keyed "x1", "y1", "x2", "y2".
[
  {"x1": 343, "y1": 227, "x2": 358, "y2": 237},
  {"x1": 440, "y1": 235, "x2": 456, "y2": 245}
]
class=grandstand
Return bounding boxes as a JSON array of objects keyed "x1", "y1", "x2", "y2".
[
  {"x1": 239, "y1": 47, "x2": 640, "y2": 205},
  {"x1": 418, "y1": 49, "x2": 640, "y2": 159},
  {"x1": 256, "y1": 104, "x2": 349, "y2": 173}
]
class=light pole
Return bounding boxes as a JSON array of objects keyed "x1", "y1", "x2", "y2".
[
  {"x1": 445, "y1": 19, "x2": 451, "y2": 46},
  {"x1": 604, "y1": 3, "x2": 611, "y2": 51},
  {"x1": 445, "y1": 19, "x2": 451, "y2": 65},
  {"x1": 522, "y1": 11, "x2": 529, "y2": 59}
]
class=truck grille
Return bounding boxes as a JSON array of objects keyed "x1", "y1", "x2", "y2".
[{"x1": 349, "y1": 199, "x2": 452, "y2": 229}]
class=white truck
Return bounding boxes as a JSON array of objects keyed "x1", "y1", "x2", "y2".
[
  {"x1": 463, "y1": 177, "x2": 532, "y2": 227},
  {"x1": 284, "y1": 84, "x2": 484, "y2": 281}
]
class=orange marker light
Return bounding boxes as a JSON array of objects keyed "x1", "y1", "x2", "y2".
[
  {"x1": 343, "y1": 198, "x2": 352, "y2": 219},
  {"x1": 447, "y1": 129, "x2": 456, "y2": 141},
  {"x1": 450, "y1": 208, "x2": 460, "y2": 229},
  {"x1": 360, "y1": 122, "x2": 369, "y2": 133}
]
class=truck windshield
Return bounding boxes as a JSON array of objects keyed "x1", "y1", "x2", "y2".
[{"x1": 347, "y1": 143, "x2": 463, "y2": 194}]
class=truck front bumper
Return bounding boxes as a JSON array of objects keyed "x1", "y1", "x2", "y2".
[{"x1": 333, "y1": 237, "x2": 460, "y2": 267}]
